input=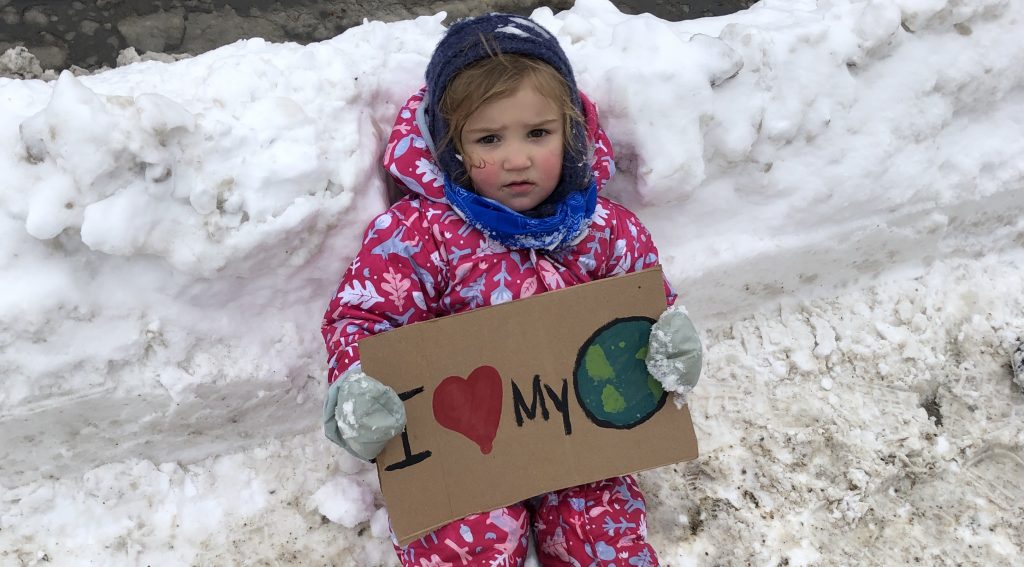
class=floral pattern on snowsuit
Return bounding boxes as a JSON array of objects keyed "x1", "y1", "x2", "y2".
[
  {"x1": 321, "y1": 88, "x2": 675, "y2": 566},
  {"x1": 399, "y1": 476, "x2": 657, "y2": 567}
]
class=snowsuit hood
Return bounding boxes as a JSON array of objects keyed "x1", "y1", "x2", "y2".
[
  {"x1": 327, "y1": 88, "x2": 673, "y2": 383},
  {"x1": 423, "y1": 13, "x2": 591, "y2": 209},
  {"x1": 382, "y1": 87, "x2": 615, "y2": 206}
]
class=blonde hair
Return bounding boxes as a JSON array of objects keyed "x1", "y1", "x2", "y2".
[{"x1": 438, "y1": 52, "x2": 585, "y2": 184}]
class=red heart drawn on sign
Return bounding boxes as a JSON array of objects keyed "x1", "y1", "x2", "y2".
[{"x1": 432, "y1": 365, "x2": 503, "y2": 454}]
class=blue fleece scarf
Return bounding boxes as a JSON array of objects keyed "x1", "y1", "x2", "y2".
[{"x1": 444, "y1": 176, "x2": 597, "y2": 251}]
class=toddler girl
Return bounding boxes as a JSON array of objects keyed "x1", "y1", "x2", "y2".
[{"x1": 322, "y1": 13, "x2": 701, "y2": 566}]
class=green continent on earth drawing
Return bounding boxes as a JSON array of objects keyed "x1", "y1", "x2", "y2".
[{"x1": 573, "y1": 316, "x2": 668, "y2": 429}]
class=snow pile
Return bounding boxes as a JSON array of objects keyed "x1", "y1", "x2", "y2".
[
  {"x1": 1, "y1": 0, "x2": 1022, "y2": 564},
  {"x1": 0, "y1": 46, "x2": 51, "y2": 80},
  {"x1": 0, "y1": 17, "x2": 443, "y2": 486},
  {"x1": 3, "y1": 253, "x2": 1019, "y2": 565},
  {"x1": 648, "y1": 254, "x2": 1023, "y2": 565}
]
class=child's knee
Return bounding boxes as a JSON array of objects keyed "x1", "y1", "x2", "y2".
[
  {"x1": 394, "y1": 505, "x2": 530, "y2": 566},
  {"x1": 533, "y1": 476, "x2": 658, "y2": 566}
]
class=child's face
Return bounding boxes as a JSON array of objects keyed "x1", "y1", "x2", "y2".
[{"x1": 459, "y1": 77, "x2": 564, "y2": 212}]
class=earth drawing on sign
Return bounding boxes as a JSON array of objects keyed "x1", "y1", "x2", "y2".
[{"x1": 573, "y1": 316, "x2": 667, "y2": 429}]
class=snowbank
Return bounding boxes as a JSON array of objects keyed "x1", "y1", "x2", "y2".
[{"x1": 3, "y1": 253, "x2": 1020, "y2": 565}]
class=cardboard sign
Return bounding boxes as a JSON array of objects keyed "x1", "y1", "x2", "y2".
[{"x1": 359, "y1": 267, "x2": 699, "y2": 546}]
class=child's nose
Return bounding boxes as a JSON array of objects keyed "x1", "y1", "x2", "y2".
[{"x1": 502, "y1": 148, "x2": 531, "y2": 170}]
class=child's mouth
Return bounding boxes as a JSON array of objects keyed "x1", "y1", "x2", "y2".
[{"x1": 504, "y1": 181, "x2": 534, "y2": 193}]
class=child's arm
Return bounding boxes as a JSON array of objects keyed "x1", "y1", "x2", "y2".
[
  {"x1": 322, "y1": 365, "x2": 406, "y2": 461},
  {"x1": 600, "y1": 203, "x2": 701, "y2": 397},
  {"x1": 322, "y1": 204, "x2": 443, "y2": 383},
  {"x1": 626, "y1": 219, "x2": 701, "y2": 397},
  {"x1": 599, "y1": 201, "x2": 678, "y2": 305},
  {"x1": 646, "y1": 305, "x2": 702, "y2": 398},
  {"x1": 321, "y1": 203, "x2": 444, "y2": 458}
]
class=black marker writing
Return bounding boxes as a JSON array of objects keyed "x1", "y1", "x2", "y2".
[
  {"x1": 384, "y1": 386, "x2": 432, "y2": 471},
  {"x1": 511, "y1": 375, "x2": 572, "y2": 436},
  {"x1": 544, "y1": 379, "x2": 572, "y2": 436}
]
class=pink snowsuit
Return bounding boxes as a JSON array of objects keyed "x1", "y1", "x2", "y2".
[{"x1": 322, "y1": 88, "x2": 673, "y2": 566}]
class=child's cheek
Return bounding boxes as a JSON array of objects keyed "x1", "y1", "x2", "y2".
[
  {"x1": 537, "y1": 150, "x2": 563, "y2": 183},
  {"x1": 470, "y1": 161, "x2": 501, "y2": 191}
]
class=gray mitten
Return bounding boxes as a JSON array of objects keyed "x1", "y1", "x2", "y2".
[
  {"x1": 323, "y1": 366, "x2": 407, "y2": 461},
  {"x1": 646, "y1": 305, "x2": 703, "y2": 398}
]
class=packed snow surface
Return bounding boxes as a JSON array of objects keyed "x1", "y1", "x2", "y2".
[{"x1": 1, "y1": 0, "x2": 1022, "y2": 564}]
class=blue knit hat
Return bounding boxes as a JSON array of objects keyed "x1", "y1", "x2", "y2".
[{"x1": 424, "y1": 13, "x2": 591, "y2": 212}]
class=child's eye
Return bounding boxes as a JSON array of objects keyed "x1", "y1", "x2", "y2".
[
  {"x1": 528, "y1": 129, "x2": 550, "y2": 139},
  {"x1": 476, "y1": 134, "x2": 499, "y2": 145}
]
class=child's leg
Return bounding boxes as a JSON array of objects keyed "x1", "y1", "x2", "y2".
[
  {"x1": 530, "y1": 475, "x2": 658, "y2": 567},
  {"x1": 393, "y1": 504, "x2": 530, "y2": 566}
]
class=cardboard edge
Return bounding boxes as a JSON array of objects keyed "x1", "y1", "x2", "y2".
[
  {"x1": 358, "y1": 267, "x2": 665, "y2": 353},
  {"x1": 376, "y1": 420, "x2": 455, "y2": 547},
  {"x1": 392, "y1": 403, "x2": 700, "y2": 547},
  {"x1": 368, "y1": 266, "x2": 679, "y2": 548}
]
